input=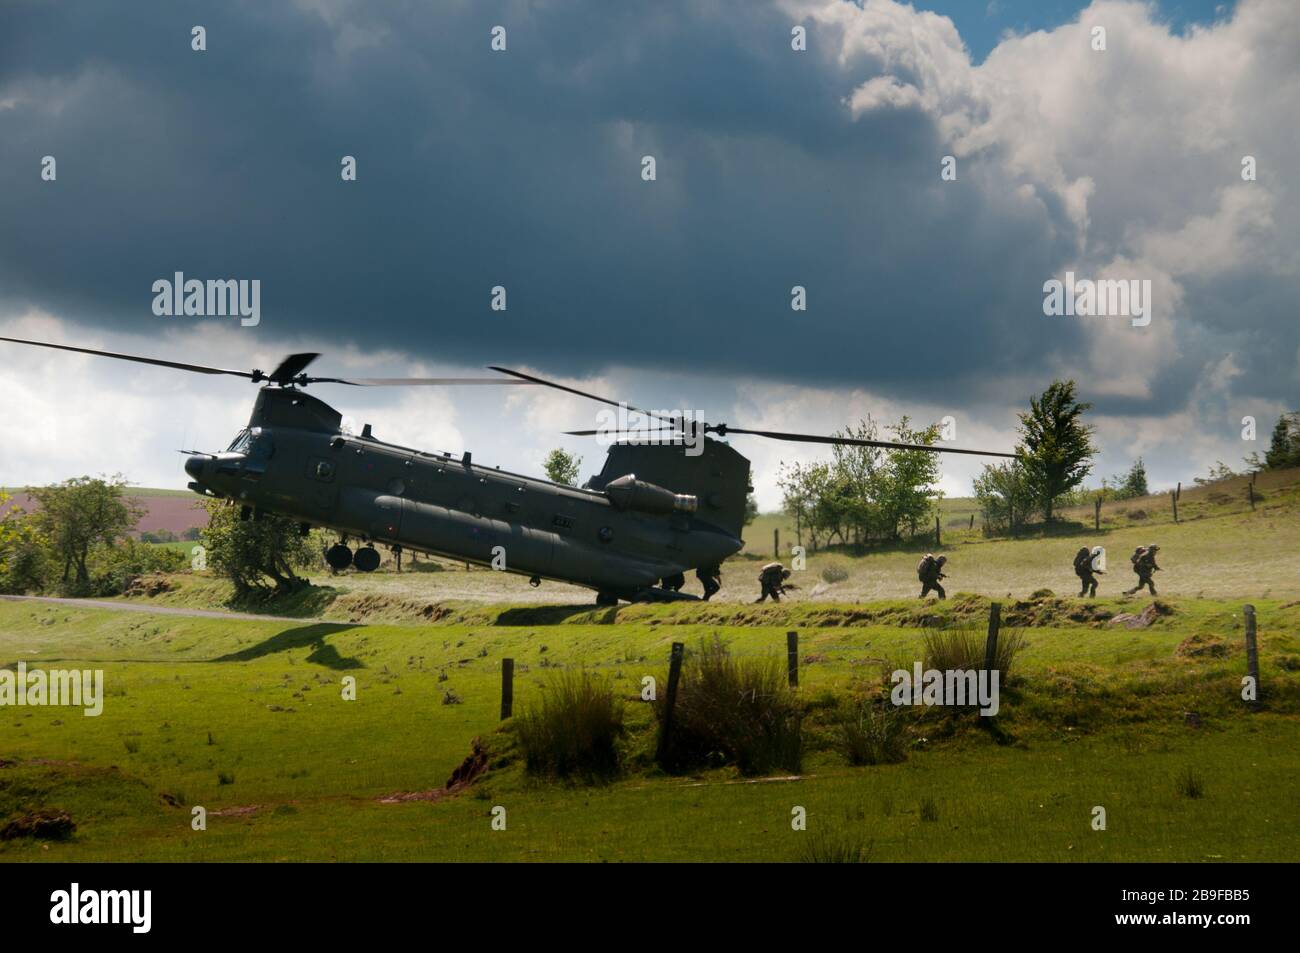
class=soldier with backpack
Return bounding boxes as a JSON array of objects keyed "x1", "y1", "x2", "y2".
[
  {"x1": 1125, "y1": 544, "x2": 1161, "y2": 596},
  {"x1": 1073, "y1": 545, "x2": 1104, "y2": 597},
  {"x1": 755, "y1": 562, "x2": 792, "y2": 603},
  {"x1": 917, "y1": 553, "x2": 948, "y2": 600}
]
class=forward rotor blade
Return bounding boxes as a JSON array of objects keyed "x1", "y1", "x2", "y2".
[
  {"x1": 0, "y1": 336, "x2": 256, "y2": 380},
  {"x1": 488, "y1": 366, "x2": 684, "y2": 428},
  {"x1": 268, "y1": 352, "x2": 320, "y2": 385},
  {"x1": 310, "y1": 376, "x2": 537, "y2": 386},
  {"x1": 717, "y1": 426, "x2": 1017, "y2": 458}
]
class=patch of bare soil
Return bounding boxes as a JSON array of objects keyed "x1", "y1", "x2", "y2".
[
  {"x1": 210, "y1": 805, "x2": 261, "y2": 818},
  {"x1": 376, "y1": 737, "x2": 490, "y2": 804}
]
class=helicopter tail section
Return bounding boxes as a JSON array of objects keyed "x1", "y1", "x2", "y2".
[{"x1": 588, "y1": 437, "x2": 752, "y2": 540}]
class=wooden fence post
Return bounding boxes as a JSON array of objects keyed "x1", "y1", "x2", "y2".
[
  {"x1": 969, "y1": 514, "x2": 974, "y2": 530},
  {"x1": 500, "y1": 658, "x2": 514, "y2": 720},
  {"x1": 1244, "y1": 605, "x2": 1260, "y2": 708},
  {"x1": 1094, "y1": 497, "x2": 1102, "y2": 531},
  {"x1": 1171, "y1": 490, "x2": 1179, "y2": 523},
  {"x1": 935, "y1": 515, "x2": 941, "y2": 547},
  {"x1": 787, "y1": 631, "x2": 799, "y2": 688},
  {"x1": 774, "y1": 528, "x2": 780, "y2": 560},
  {"x1": 983, "y1": 602, "x2": 1001, "y2": 673},
  {"x1": 656, "y1": 642, "x2": 685, "y2": 763},
  {"x1": 1248, "y1": 480, "x2": 1256, "y2": 511}
]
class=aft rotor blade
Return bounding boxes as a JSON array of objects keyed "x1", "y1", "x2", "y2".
[
  {"x1": 717, "y1": 426, "x2": 1017, "y2": 458},
  {"x1": 564, "y1": 429, "x2": 686, "y2": 437},
  {"x1": 310, "y1": 376, "x2": 538, "y2": 386},
  {"x1": 488, "y1": 366, "x2": 684, "y2": 428},
  {"x1": 0, "y1": 336, "x2": 256, "y2": 379}
]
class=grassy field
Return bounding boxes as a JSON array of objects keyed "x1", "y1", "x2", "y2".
[
  {"x1": 1, "y1": 592, "x2": 1298, "y2": 861},
  {"x1": 2, "y1": 469, "x2": 1297, "y2": 862}
]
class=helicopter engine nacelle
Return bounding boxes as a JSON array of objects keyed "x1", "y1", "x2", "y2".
[{"x1": 603, "y1": 474, "x2": 697, "y2": 515}]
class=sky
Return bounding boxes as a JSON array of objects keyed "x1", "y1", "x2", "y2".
[{"x1": 0, "y1": 0, "x2": 1295, "y2": 510}]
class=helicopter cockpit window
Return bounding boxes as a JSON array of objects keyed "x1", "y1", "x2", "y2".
[{"x1": 227, "y1": 429, "x2": 253, "y2": 454}]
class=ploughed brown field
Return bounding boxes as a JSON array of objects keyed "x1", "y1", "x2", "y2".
[{"x1": 0, "y1": 489, "x2": 206, "y2": 538}]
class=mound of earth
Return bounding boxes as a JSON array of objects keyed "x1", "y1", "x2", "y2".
[
  {"x1": 124, "y1": 573, "x2": 175, "y2": 597},
  {"x1": 1176, "y1": 634, "x2": 1231, "y2": 658},
  {"x1": 1, "y1": 808, "x2": 76, "y2": 841}
]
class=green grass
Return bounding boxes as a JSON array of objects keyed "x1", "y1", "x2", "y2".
[{"x1": 2, "y1": 595, "x2": 1297, "y2": 861}]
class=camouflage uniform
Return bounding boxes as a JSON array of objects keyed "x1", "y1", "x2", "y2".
[
  {"x1": 1074, "y1": 546, "x2": 1103, "y2": 597},
  {"x1": 918, "y1": 553, "x2": 947, "y2": 600},
  {"x1": 696, "y1": 564, "x2": 722, "y2": 602},
  {"x1": 1125, "y1": 544, "x2": 1160, "y2": 596},
  {"x1": 755, "y1": 562, "x2": 790, "y2": 603}
]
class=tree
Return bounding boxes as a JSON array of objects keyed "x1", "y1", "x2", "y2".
[
  {"x1": 744, "y1": 492, "x2": 759, "y2": 526},
  {"x1": 1114, "y1": 458, "x2": 1149, "y2": 499},
  {"x1": 0, "y1": 492, "x2": 46, "y2": 593},
  {"x1": 778, "y1": 460, "x2": 834, "y2": 551},
  {"x1": 973, "y1": 460, "x2": 1029, "y2": 534},
  {"x1": 199, "y1": 500, "x2": 319, "y2": 596},
  {"x1": 874, "y1": 417, "x2": 941, "y2": 539},
  {"x1": 28, "y1": 476, "x2": 144, "y2": 591},
  {"x1": 1015, "y1": 380, "x2": 1097, "y2": 522},
  {"x1": 779, "y1": 416, "x2": 942, "y2": 548},
  {"x1": 1264, "y1": 412, "x2": 1300, "y2": 470},
  {"x1": 1193, "y1": 461, "x2": 1237, "y2": 485},
  {"x1": 543, "y1": 448, "x2": 583, "y2": 487}
]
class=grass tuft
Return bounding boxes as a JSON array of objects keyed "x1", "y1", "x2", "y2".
[{"x1": 514, "y1": 670, "x2": 625, "y2": 782}]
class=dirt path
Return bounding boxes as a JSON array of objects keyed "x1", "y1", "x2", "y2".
[{"x1": 0, "y1": 593, "x2": 332, "y2": 625}]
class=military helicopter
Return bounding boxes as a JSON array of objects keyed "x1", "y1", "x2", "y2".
[{"x1": 1, "y1": 336, "x2": 1014, "y2": 604}]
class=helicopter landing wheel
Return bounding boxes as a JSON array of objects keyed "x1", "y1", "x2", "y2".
[
  {"x1": 353, "y1": 545, "x2": 381, "y2": 573},
  {"x1": 661, "y1": 573, "x2": 686, "y2": 592},
  {"x1": 325, "y1": 543, "x2": 353, "y2": 571},
  {"x1": 595, "y1": 591, "x2": 618, "y2": 607}
]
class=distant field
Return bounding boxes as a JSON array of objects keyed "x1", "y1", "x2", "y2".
[{"x1": 2, "y1": 487, "x2": 205, "y2": 539}]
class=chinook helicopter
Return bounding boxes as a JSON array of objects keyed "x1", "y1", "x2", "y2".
[{"x1": 1, "y1": 336, "x2": 1014, "y2": 604}]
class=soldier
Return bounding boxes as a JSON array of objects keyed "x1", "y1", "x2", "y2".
[
  {"x1": 917, "y1": 553, "x2": 947, "y2": 600},
  {"x1": 696, "y1": 564, "x2": 722, "y2": 601},
  {"x1": 1073, "y1": 545, "x2": 1104, "y2": 597},
  {"x1": 1125, "y1": 544, "x2": 1161, "y2": 596},
  {"x1": 755, "y1": 561, "x2": 792, "y2": 603}
]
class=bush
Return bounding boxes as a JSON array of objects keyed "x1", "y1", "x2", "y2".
[
  {"x1": 798, "y1": 826, "x2": 872, "y2": 863},
  {"x1": 921, "y1": 625, "x2": 1025, "y2": 681},
  {"x1": 515, "y1": 670, "x2": 625, "y2": 782},
  {"x1": 85, "y1": 539, "x2": 187, "y2": 596},
  {"x1": 820, "y1": 561, "x2": 850, "y2": 584},
  {"x1": 835, "y1": 700, "x2": 907, "y2": 766},
  {"x1": 1175, "y1": 766, "x2": 1205, "y2": 799},
  {"x1": 654, "y1": 636, "x2": 802, "y2": 776}
]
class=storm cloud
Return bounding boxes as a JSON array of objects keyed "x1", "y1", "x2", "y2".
[{"x1": 1, "y1": 0, "x2": 1296, "y2": 500}]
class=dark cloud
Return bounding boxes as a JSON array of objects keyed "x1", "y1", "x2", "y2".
[{"x1": 0, "y1": 0, "x2": 1292, "y2": 418}]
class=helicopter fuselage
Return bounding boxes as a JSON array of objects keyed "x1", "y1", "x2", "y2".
[{"x1": 184, "y1": 387, "x2": 744, "y2": 600}]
